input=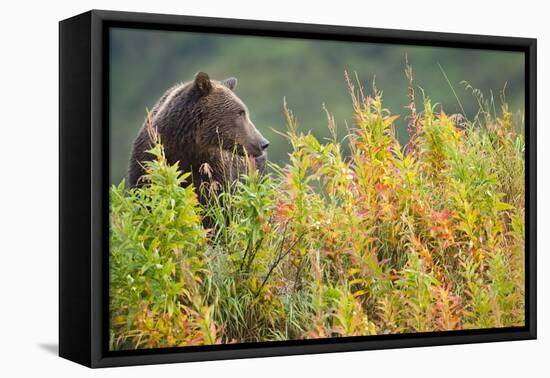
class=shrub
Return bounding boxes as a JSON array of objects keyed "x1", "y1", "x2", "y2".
[{"x1": 109, "y1": 74, "x2": 525, "y2": 349}]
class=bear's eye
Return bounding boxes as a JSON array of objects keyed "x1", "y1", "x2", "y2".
[{"x1": 238, "y1": 110, "x2": 246, "y2": 117}]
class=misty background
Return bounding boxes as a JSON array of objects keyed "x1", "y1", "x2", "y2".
[{"x1": 110, "y1": 28, "x2": 524, "y2": 185}]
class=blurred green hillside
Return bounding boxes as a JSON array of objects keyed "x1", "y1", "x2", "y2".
[{"x1": 110, "y1": 27, "x2": 524, "y2": 184}]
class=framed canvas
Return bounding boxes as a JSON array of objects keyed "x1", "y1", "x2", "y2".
[{"x1": 59, "y1": 9, "x2": 537, "y2": 368}]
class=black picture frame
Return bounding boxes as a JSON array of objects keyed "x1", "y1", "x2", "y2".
[{"x1": 59, "y1": 9, "x2": 537, "y2": 368}]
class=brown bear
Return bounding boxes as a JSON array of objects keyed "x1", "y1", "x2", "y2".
[{"x1": 127, "y1": 72, "x2": 270, "y2": 196}]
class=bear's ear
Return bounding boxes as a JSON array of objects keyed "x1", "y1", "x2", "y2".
[
  {"x1": 193, "y1": 72, "x2": 213, "y2": 95},
  {"x1": 222, "y1": 77, "x2": 238, "y2": 91}
]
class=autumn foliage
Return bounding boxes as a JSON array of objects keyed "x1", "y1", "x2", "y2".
[{"x1": 109, "y1": 73, "x2": 524, "y2": 350}]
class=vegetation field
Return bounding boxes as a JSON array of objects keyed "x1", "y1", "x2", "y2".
[{"x1": 109, "y1": 73, "x2": 524, "y2": 350}]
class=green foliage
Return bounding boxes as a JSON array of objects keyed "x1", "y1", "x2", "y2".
[
  {"x1": 110, "y1": 140, "x2": 215, "y2": 349},
  {"x1": 109, "y1": 77, "x2": 525, "y2": 350}
]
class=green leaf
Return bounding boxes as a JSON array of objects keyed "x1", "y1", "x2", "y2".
[{"x1": 495, "y1": 202, "x2": 515, "y2": 211}]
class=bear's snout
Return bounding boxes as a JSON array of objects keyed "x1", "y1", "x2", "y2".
[{"x1": 260, "y1": 137, "x2": 270, "y2": 151}]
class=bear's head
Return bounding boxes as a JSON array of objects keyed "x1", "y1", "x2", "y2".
[{"x1": 191, "y1": 72, "x2": 269, "y2": 159}]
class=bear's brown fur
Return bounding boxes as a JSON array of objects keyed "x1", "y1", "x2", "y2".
[{"x1": 127, "y1": 72, "x2": 269, "y2": 196}]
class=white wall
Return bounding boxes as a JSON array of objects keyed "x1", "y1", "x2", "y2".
[{"x1": 1, "y1": 0, "x2": 546, "y2": 376}]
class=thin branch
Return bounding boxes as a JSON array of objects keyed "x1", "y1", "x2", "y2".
[
  {"x1": 246, "y1": 236, "x2": 265, "y2": 273},
  {"x1": 239, "y1": 238, "x2": 253, "y2": 272},
  {"x1": 254, "y1": 231, "x2": 305, "y2": 298},
  {"x1": 438, "y1": 62, "x2": 469, "y2": 123},
  {"x1": 404, "y1": 55, "x2": 420, "y2": 155}
]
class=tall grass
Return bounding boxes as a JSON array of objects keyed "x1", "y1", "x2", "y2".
[{"x1": 109, "y1": 73, "x2": 524, "y2": 350}]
